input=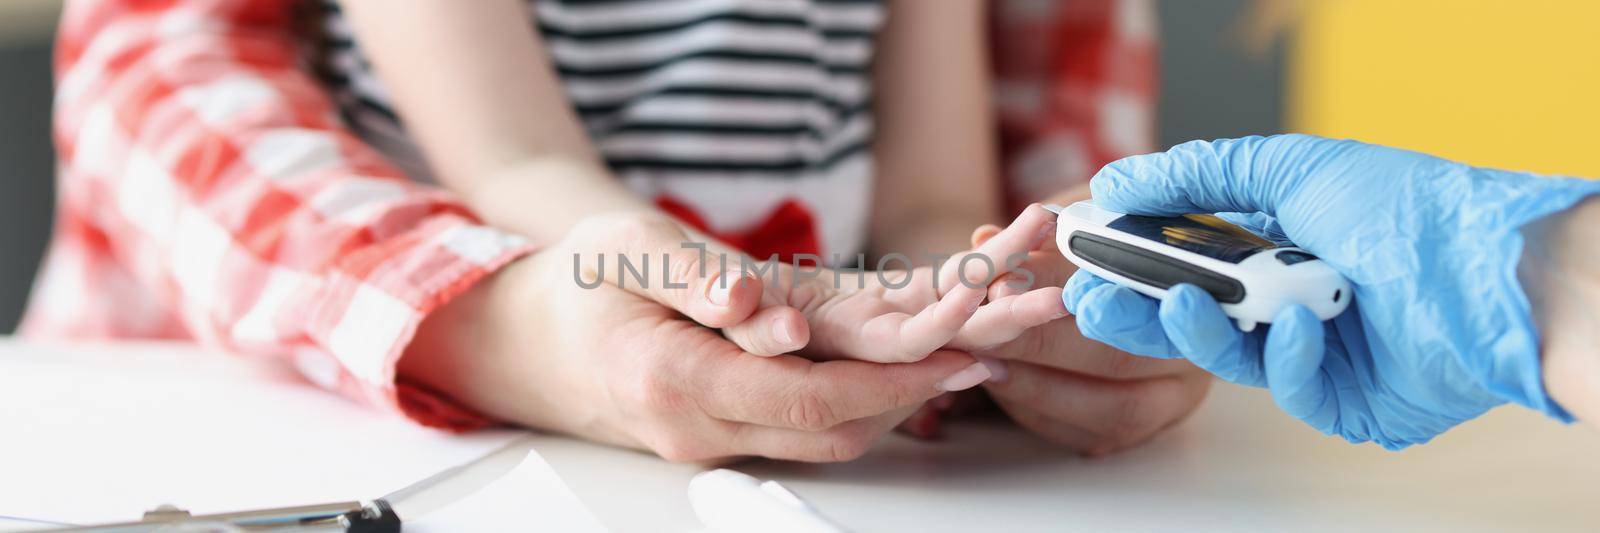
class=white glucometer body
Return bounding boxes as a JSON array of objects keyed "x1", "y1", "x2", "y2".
[{"x1": 1051, "y1": 202, "x2": 1351, "y2": 332}]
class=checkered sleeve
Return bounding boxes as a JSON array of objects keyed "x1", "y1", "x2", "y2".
[{"x1": 32, "y1": 0, "x2": 535, "y2": 430}]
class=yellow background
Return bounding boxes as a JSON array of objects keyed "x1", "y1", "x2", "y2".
[{"x1": 1290, "y1": 0, "x2": 1600, "y2": 177}]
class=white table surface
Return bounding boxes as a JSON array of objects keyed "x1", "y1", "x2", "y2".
[
  {"x1": 4, "y1": 339, "x2": 1598, "y2": 532},
  {"x1": 533, "y1": 375, "x2": 1600, "y2": 532},
  {"x1": 0, "y1": 339, "x2": 527, "y2": 529}
]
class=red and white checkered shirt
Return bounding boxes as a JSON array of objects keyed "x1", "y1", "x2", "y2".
[
  {"x1": 24, "y1": 0, "x2": 1154, "y2": 430},
  {"x1": 26, "y1": 0, "x2": 534, "y2": 430}
]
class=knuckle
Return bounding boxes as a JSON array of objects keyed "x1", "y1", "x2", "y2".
[
  {"x1": 785, "y1": 393, "x2": 839, "y2": 431},
  {"x1": 1002, "y1": 295, "x2": 1028, "y2": 324},
  {"x1": 623, "y1": 371, "x2": 685, "y2": 416},
  {"x1": 668, "y1": 249, "x2": 706, "y2": 287},
  {"x1": 786, "y1": 282, "x2": 825, "y2": 313},
  {"x1": 742, "y1": 328, "x2": 782, "y2": 355},
  {"x1": 883, "y1": 378, "x2": 914, "y2": 411}
]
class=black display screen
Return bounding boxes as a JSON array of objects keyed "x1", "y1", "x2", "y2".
[{"x1": 1106, "y1": 214, "x2": 1277, "y2": 264}]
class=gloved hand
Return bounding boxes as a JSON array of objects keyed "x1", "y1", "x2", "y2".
[{"x1": 1063, "y1": 134, "x2": 1600, "y2": 449}]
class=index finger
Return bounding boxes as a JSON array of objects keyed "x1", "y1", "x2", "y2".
[
  {"x1": 691, "y1": 349, "x2": 986, "y2": 431},
  {"x1": 569, "y1": 213, "x2": 762, "y2": 328},
  {"x1": 937, "y1": 204, "x2": 1057, "y2": 296}
]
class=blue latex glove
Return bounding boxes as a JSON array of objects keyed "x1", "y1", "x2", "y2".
[{"x1": 1064, "y1": 134, "x2": 1600, "y2": 449}]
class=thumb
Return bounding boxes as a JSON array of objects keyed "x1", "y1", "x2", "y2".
[
  {"x1": 1090, "y1": 134, "x2": 1343, "y2": 218},
  {"x1": 574, "y1": 214, "x2": 762, "y2": 328}
]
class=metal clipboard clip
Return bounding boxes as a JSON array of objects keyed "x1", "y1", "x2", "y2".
[
  {"x1": 33, "y1": 500, "x2": 400, "y2": 532},
  {"x1": 13, "y1": 436, "x2": 540, "y2": 532}
]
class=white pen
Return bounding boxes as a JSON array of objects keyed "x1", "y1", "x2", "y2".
[{"x1": 688, "y1": 469, "x2": 847, "y2": 533}]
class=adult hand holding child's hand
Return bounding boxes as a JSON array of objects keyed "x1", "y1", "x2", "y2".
[
  {"x1": 400, "y1": 209, "x2": 1055, "y2": 462},
  {"x1": 718, "y1": 204, "x2": 1068, "y2": 364}
]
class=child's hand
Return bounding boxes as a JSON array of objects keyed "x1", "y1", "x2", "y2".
[
  {"x1": 717, "y1": 205, "x2": 1068, "y2": 364},
  {"x1": 402, "y1": 211, "x2": 993, "y2": 462}
]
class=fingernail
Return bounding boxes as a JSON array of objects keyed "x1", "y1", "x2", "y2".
[
  {"x1": 707, "y1": 271, "x2": 742, "y2": 307},
  {"x1": 773, "y1": 317, "x2": 795, "y2": 346},
  {"x1": 937, "y1": 362, "x2": 992, "y2": 392},
  {"x1": 977, "y1": 356, "x2": 1010, "y2": 384}
]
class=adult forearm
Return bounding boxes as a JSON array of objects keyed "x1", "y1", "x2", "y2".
[{"x1": 1524, "y1": 196, "x2": 1600, "y2": 423}]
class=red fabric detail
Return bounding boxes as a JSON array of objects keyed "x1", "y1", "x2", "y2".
[
  {"x1": 990, "y1": 0, "x2": 1159, "y2": 212},
  {"x1": 656, "y1": 195, "x2": 821, "y2": 266}
]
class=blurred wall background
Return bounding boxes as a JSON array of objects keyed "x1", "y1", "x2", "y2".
[
  {"x1": 1156, "y1": 0, "x2": 1284, "y2": 148},
  {"x1": 0, "y1": 0, "x2": 60, "y2": 334},
  {"x1": 0, "y1": 0, "x2": 1282, "y2": 333}
]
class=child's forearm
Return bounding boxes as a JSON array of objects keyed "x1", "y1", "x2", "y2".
[
  {"x1": 335, "y1": 0, "x2": 653, "y2": 242},
  {"x1": 869, "y1": 215, "x2": 994, "y2": 264},
  {"x1": 465, "y1": 157, "x2": 653, "y2": 244},
  {"x1": 867, "y1": 0, "x2": 1002, "y2": 261}
]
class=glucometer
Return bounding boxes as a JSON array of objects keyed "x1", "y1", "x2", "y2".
[{"x1": 1049, "y1": 202, "x2": 1351, "y2": 331}]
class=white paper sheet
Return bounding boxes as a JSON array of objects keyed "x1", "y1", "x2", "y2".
[
  {"x1": 0, "y1": 341, "x2": 522, "y2": 525},
  {"x1": 409, "y1": 449, "x2": 607, "y2": 532}
]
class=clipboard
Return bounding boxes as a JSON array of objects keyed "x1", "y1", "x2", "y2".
[
  {"x1": 35, "y1": 501, "x2": 400, "y2": 532},
  {"x1": 15, "y1": 437, "x2": 542, "y2": 532}
]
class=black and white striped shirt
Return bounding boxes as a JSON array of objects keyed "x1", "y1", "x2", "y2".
[{"x1": 312, "y1": 0, "x2": 885, "y2": 259}]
